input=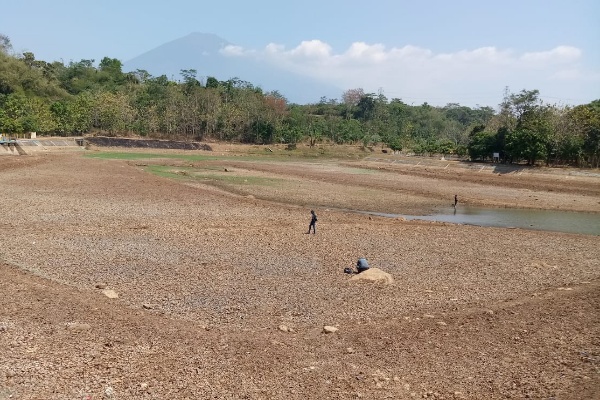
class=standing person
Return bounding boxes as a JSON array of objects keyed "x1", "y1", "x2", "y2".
[
  {"x1": 454, "y1": 194, "x2": 458, "y2": 208},
  {"x1": 307, "y1": 210, "x2": 317, "y2": 234}
]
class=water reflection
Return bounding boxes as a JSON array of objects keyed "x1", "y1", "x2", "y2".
[{"x1": 363, "y1": 207, "x2": 600, "y2": 236}]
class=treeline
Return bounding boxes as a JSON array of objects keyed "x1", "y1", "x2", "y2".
[{"x1": 0, "y1": 34, "x2": 598, "y2": 167}]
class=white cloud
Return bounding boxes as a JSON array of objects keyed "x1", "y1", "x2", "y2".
[
  {"x1": 289, "y1": 40, "x2": 332, "y2": 58},
  {"x1": 520, "y1": 46, "x2": 581, "y2": 63},
  {"x1": 220, "y1": 45, "x2": 251, "y2": 56},
  {"x1": 221, "y1": 41, "x2": 597, "y2": 106}
]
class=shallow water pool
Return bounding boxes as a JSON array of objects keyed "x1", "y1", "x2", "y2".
[{"x1": 364, "y1": 207, "x2": 600, "y2": 236}]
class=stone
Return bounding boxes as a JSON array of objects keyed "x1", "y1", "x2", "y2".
[
  {"x1": 349, "y1": 268, "x2": 394, "y2": 284},
  {"x1": 142, "y1": 303, "x2": 154, "y2": 310},
  {"x1": 66, "y1": 322, "x2": 92, "y2": 331},
  {"x1": 104, "y1": 386, "x2": 114, "y2": 399},
  {"x1": 323, "y1": 325, "x2": 338, "y2": 334},
  {"x1": 95, "y1": 283, "x2": 107, "y2": 289},
  {"x1": 102, "y1": 289, "x2": 119, "y2": 299},
  {"x1": 278, "y1": 324, "x2": 293, "y2": 332}
]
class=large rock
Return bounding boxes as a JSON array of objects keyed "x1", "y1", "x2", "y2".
[
  {"x1": 102, "y1": 289, "x2": 119, "y2": 299},
  {"x1": 349, "y1": 268, "x2": 394, "y2": 284},
  {"x1": 322, "y1": 326, "x2": 338, "y2": 334},
  {"x1": 65, "y1": 322, "x2": 92, "y2": 331}
]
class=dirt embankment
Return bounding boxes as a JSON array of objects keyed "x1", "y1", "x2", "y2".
[{"x1": 85, "y1": 136, "x2": 213, "y2": 151}]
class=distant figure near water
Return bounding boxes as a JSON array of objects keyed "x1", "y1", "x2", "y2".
[
  {"x1": 307, "y1": 210, "x2": 317, "y2": 234},
  {"x1": 454, "y1": 194, "x2": 458, "y2": 208}
]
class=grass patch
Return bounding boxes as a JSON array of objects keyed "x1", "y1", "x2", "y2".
[
  {"x1": 197, "y1": 173, "x2": 281, "y2": 186},
  {"x1": 145, "y1": 165, "x2": 191, "y2": 179},
  {"x1": 84, "y1": 150, "x2": 305, "y2": 163},
  {"x1": 84, "y1": 143, "x2": 373, "y2": 163},
  {"x1": 146, "y1": 165, "x2": 281, "y2": 187}
]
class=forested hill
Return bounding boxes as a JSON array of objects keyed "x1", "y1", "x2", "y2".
[{"x1": 0, "y1": 33, "x2": 598, "y2": 167}]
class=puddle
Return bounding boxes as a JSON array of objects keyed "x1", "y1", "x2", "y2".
[{"x1": 361, "y1": 207, "x2": 600, "y2": 236}]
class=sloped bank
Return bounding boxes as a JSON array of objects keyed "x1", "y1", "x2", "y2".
[{"x1": 85, "y1": 136, "x2": 212, "y2": 151}]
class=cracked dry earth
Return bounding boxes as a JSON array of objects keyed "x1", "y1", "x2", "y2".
[{"x1": 1, "y1": 145, "x2": 599, "y2": 400}]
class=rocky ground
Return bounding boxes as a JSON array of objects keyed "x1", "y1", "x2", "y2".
[{"x1": 1, "y1": 144, "x2": 599, "y2": 399}]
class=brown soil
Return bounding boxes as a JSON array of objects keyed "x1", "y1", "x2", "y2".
[{"x1": 1, "y1": 145, "x2": 599, "y2": 399}]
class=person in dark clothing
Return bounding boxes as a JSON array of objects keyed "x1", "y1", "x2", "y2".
[
  {"x1": 356, "y1": 258, "x2": 369, "y2": 273},
  {"x1": 307, "y1": 210, "x2": 317, "y2": 234},
  {"x1": 344, "y1": 258, "x2": 370, "y2": 274},
  {"x1": 454, "y1": 194, "x2": 458, "y2": 208}
]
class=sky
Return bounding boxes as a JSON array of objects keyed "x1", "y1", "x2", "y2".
[{"x1": 1, "y1": 0, "x2": 599, "y2": 107}]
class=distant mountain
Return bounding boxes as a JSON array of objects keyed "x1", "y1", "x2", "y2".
[{"x1": 124, "y1": 33, "x2": 342, "y2": 104}]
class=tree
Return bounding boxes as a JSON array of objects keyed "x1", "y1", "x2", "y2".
[
  {"x1": 206, "y1": 76, "x2": 219, "y2": 89},
  {"x1": 354, "y1": 94, "x2": 376, "y2": 121},
  {"x1": 468, "y1": 128, "x2": 496, "y2": 161},
  {"x1": 21, "y1": 52, "x2": 36, "y2": 68},
  {"x1": 97, "y1": 57, "x2": 125, "y2": 90},
  {"x1": 60, "y1": 59, "x2": 98, "y2": 94},
  {"x1": 280, "y1": 106, "x2": 310, "y2": 145},
  {"x1": 50, "y1": 101, "x2": 72, "y2": 134},
  {"x1": 497, "y1": 88, "x2": 553, "y2": 165},
  {"x1": 0, "y1": 34, "x2": 11, "y2": 54},
  {"x1": 0, "y1": 93, "x2": 28, "y2": 133},
  {"x1": 180, "y1": 69, "x2": 201, "y2": 91},
  {"x1": 99, "y1": 57, "x2": 123, "y2": 75},
  {"x1": 387, "y1": 137, "x2": 402, "y2": 152},
  {"x1": 92, "y1": 91, "x2": 134, "y2": 134},
  {"x1": 342, "y1": 88, "x2": 364, "y2": 106},
  {"x1": 342, "y1": 88, "x2": 364, "y2": 120},
  {"x1": 569, "y1": 100, "x2": 600, "y2": 167},
  {"x1": 506, "y1": 127, "x2": 548, "y2": 165}
]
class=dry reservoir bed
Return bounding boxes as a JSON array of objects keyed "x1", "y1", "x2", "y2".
[{"x1": 0, "y1": 147, "x2": 599, "y2": 399}]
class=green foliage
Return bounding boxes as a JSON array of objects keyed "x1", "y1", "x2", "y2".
[
  {"x1": 205, "y1": 76, "x2": 219, "y2": 89},
  {"x1": 387, "y1": 137, "x2": 402, "y2": 152},
  {"x1": 0, "y1": 40, "x2": 596, "y2": 168},
  {"x1": 506, "y1": 128, "x2": 548, "y2": 165},
  {"x1": 468, "y1": 130, "x2": 496, "y2": 161},
  {"x1": 484, "y1": 88, "x2": 560, "y2": 165},
  {"x1": 568, "y1": 100, "x2": 600, "y2": 167},
  {"x1": 0, "y1": 34, "x2": 12, "y2": 54},
  {"x1": 435, "y1": 138, "x2": 455, "y2": 156},
  {"x1": 0, "y1": 51, "x2": 69, "y2": 99},
  {"x1": 336, "y1": 118, "x2": 363, "y2": 143},
  {"x1": 354, "y1": 94, "x2": 376, "y2": 121},
  {"x1": 0, "y1": 93, "x2": 27, "y2": 133}
]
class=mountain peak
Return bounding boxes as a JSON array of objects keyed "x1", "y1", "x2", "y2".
[
  {"x1": 124, "y1": 33, "x2": 342, "y2": 104},
  {"x1": 180, "y1": 32, "x2": 232, "y2": 49}
]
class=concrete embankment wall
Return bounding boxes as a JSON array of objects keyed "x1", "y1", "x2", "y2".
[{"x1": 0, "y1": 138, "x2": 84, "y2": 156}]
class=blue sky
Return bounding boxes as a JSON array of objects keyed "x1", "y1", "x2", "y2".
[{"x1": 2, "y1": 0, "x2": 599, "y2": 106}]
